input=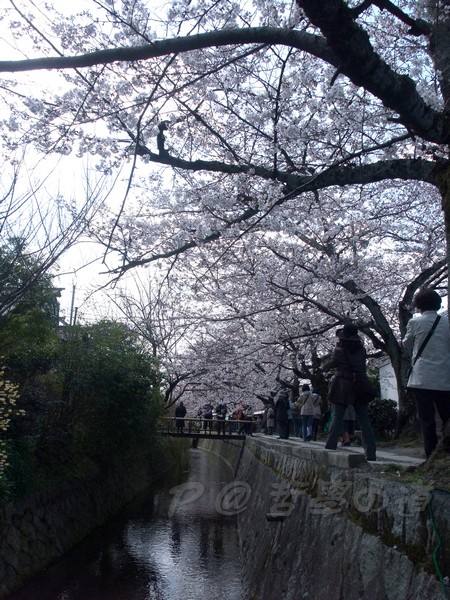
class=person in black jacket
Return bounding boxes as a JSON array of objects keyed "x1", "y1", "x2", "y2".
[
  {"x1": 216, "y1": 402, "x2": 227, "y2": 435},
  {"x1": 324, "y1": 324, "x2": 377, "y2": 461},
  {"x1": 275, "y1": 388, "x2": 290, "y2": 439},
  {"x1": 175, "y1": 401, "x2": 187, "y2": 434}
]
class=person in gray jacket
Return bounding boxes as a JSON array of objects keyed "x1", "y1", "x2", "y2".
[
  {"x1": 402, "y1": 288, "x2": 450, "y2": 458},
  {"x1": 299, "y1": 384, "x2": 315, "y2": 441}
]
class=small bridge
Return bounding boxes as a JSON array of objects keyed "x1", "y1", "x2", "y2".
[{"x1": 159, "y1": 417, "x2": 247, "y2": 440}]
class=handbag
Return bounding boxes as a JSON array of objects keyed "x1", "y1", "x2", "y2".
[{"x1": 405, "y1": 315, "x2": 441, "y2": 389}]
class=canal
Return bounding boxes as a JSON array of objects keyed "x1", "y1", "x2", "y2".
[{"x1": 9, "y1": 447, "x2": 243, "y2": 600}]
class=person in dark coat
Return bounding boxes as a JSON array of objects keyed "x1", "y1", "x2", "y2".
[
  {"x1": 324, "y1": 324, "x2": 377, "y2": 461},
  {"x1": 216, "y1": 402, "x2": 227, "y2": 435},
  {"x1": 203, "y1": 402, "x2": 213, "y2": 433},
  {"x1": 175, "y1": 401, "x2": 187, "y2": 434},
  {"x1": 244, "y1": 404, "x2": 254, "y2": 435},
  {"x1": 275, "y1": 388, "x2": 290, "y2": 439}
]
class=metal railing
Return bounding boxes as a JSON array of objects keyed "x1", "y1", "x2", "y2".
[{"x1": 159, "y1": 417, "x2": 251, "y2": 438}]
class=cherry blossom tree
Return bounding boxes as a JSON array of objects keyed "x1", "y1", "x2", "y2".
[
  {"x1": 0, "y1": 0, "x2": 448, "y2": 430},
  {"x1": 151, "y1": 176, "x2": 444, "y2": 428},
  {"x1": 105, "y1": 271, "x2": 210, "y2": 408}
]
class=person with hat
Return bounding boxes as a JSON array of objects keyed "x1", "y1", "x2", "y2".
[{"x1": 323, "y1": 324, "x2": 377, "y2": 461}]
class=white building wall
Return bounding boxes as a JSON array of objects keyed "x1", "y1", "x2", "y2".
[{"x1": 378, "y1": 361, "x2": 399, "y2": 403}]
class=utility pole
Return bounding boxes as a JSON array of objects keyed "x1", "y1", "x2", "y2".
[{"x1": 69, "y1": 284, "x2": 76, "y2": 326}]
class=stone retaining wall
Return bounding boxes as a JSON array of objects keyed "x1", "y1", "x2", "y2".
[
  {"x1": 0, "y1": 460, "x2": 155, "y2": 599},
  {"x1": 200, "y1": 437, "x2": 450, "y2": 600}
]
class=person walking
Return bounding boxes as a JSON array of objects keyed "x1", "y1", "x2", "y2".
[
  {"x1": 275, "y1": 388, "x2": 290, "y2": 439},
  {"x1": 299, "y1": 384, "x2": 315, "y2": 441},
  {"x1": 244, "y1": 404, "x2": 254, "y2": 435},
  {"x1": 402, "y1": 288, "x2": 450, "y2": 458},
  {"x1": 237, "y1": 403, "x2": 246, "y2": 434},
  {"x1": 340, "y1": 404, "x2": 356, "y2": 446},
  {"x1": 291, "y1": 396, "x2": 303, "y2": 437},
  {"x1": 216, "y1": 402, "x2": 227, "y2": 435},
  {"x1": 266, "y1": 405, "x2": 275, "y2": 435},
  {"x1": 311, "y1": 389, "x2": 323, "y2": 441},
  {"x1": 324, "y1": 324, "x2": 377, "y2": 461},
  {"x1": 175, "y1": 401, "x2": 187, "y2": 434},
  {"x1": 203, "y1": 402, "x2": 213, "y2": 433}
]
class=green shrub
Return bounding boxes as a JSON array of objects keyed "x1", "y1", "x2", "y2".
[
  {"x1": 52, "y1": 320, "x2": 163, "y2": 467},
  {"x1": 367, "y1": 398, "x2": 398, "y2": 439},
  {"x1": 2, "y1": 438, "x2": 37, "y2": 499}
]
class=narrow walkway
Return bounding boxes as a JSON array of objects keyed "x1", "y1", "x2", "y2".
[{"x1": 254, "y1": 433, "x2": 425, "y2": 467}]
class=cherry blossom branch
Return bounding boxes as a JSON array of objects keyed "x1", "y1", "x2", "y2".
[
  {"x1": 350, "y1": 0, "x2": 432, "y2": 36},
  {"x1": 106, "y1": 157, "x2": 437, "y2": 276},
  {"x1": 296, "y1": 0, "x2": 446, "y2": 142},
  {"x1": 0, "y1": 28, "x2": 335, "y2": 72},
  {"x1": 133, "y1": 149, "x2": 437, "y2": 191},
  {"x1": 0, "y1": 18, "x2": 445, "y2": 142}
]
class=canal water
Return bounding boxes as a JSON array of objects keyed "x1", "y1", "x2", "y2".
[{"x1": 9, "y1": 448, "x2": 243, "y2": 600}]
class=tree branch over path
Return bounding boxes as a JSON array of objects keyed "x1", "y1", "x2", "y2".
[
  {"x1": 134, "y1": 151, "x2": 437, "y2": 192},
  {"x1": 107, "y1": 157, "x2": 437, "y2": 275},
  {"x1": 0, "y1": 27, "x2": 336, "y2": 72},
  {"x1": 0, "y1": 13, "x2": 447, "y2": 144},
  {"x1": 297, "y1": 0, "x2": 448, "y2": 143},
  {"x1": 351, "y1": 0, "x2": 432, "y2": 35}
]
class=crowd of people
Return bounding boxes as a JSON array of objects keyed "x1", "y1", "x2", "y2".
[{"x1": 172, "y1": 288, "x2": 450, "y2": 461}]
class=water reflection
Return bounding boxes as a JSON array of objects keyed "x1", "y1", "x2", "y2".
[{"x1": 9, "y1": 449, "x2": 242, "y2": 600}]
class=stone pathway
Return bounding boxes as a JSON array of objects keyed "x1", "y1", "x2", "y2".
[
  {"x1": 333, "y1": 443, "x2": 425, "y2": 467},
  {"x1": 255, "y1": 433, "x2": 425, "y2": 467}
]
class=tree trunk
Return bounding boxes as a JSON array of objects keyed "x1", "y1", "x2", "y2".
[{"x1": 434, "y1": 165, "x2": 450, "y2": 454}]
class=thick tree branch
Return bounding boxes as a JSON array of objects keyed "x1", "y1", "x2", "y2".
[
  {"x1": 351, "y1": 1, "x2": 432, "y2": 36},
  {"x1": 0, "y1": 27, "x2": 336, "y2": 72},
  {"x1": 1, "y1": 16, "x2": 446, "y2": 143},
  {"x1": 297, "y1": 0, "x2": 449, "y2": 143},
  {"x1": 108, "y1": 157, "x2": 438, "y2": 275},
  {"x1": 136, "y1": 147, "x2": 437, "y2": 191}
]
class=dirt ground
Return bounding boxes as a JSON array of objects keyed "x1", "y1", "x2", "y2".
[{"x1": 376, "y1": 440, "x2": 450, "y2": 490}]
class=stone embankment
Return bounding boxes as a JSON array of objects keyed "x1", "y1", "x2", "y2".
[
  {"x1": 0, "y1": 461, "x2": 155, "y2": 599},
  {"x1": 200, "y1": 436, "x2": 450, "y2": 600}
]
